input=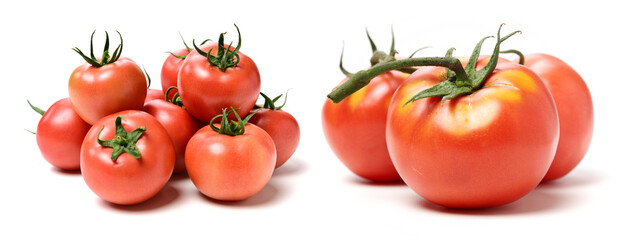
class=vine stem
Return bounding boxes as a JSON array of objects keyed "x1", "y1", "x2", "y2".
[{"x1": 327, "y1": 57, "x2": 467, "y2": 103}]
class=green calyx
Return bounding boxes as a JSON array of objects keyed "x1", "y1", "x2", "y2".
[
  {"x1": 164, "y1": 86, "x2": 183, "y2": 107},
  {"x1": 253, "y1": 91, "x2": 289, "y2": 110},
  {"x1": 340, "y1": 27, "x2": 426, "y2": 77},
  {"x1": 96, "y1": 115, "x2": 146, "y2": 161},
  {"x1": 166, "y1": 32, "x2": 193, "y2": 59},
  {"x1": 192, "y1": 24, "x2": 242, "y2": 71},
  {"x1": 27, "y1": 99, "x2": 45, "y2": 116},
  {"x1": 72, "y1": 30, "x2": 124, "y2": 68},
  {"x1": 327, "y1": 24, "x2": 520, "y2": 105},
  {"x1": 209, "y1": 108, "x2": 258, "y2": 136},
  {"x1": 500, "y1": 49, "x2": 525, "y2": 65}
]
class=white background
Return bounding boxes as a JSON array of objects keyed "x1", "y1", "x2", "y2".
[{"x1": 2, "y1": 0, "x2": 637, "y2": 239}]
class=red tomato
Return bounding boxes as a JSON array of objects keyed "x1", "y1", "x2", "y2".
[
  {"x1": 161, "y1": 48, "x2": 190, "y2": 100},
  {"x1": 518, "y1": 53, "x2": 593, "y2": 181},
  {"x1": 81, "y1": 110, "x2": 175, "y2": 205},
  {"x1": 185, "y1": 111, "x2": 276, "y2": 201},
  {"x1": 32, "y1": 98, "x2": 91, "y2": 170},
  {"x1": 145, "y1": 89, "x2": 165, "y2": 103},
  {"x1": 69, "y1": 32, "x2": 147, "y2": 125},
  {"x1": 386, "y1": 61, "x2": 559, "y2": 208},
  {"x1": 143, "y1": 99, "x2": 203, "y2": 173},
  {"x1": 178, "y1": 27, "x2": 260, "y2": 123},
  {"x1": 322, "y1": 71, "x2": 408, "y2": 181},
  {"x1": 250, "y1": 108, "x2": 300, "y2": 168}
]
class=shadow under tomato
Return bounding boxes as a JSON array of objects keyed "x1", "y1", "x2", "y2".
[
  {"x1": 348, "y1": 176, "x2": 406, "y2": 187},
  {"x1": 170, "y1": 171, "x2": 191, "y2": 182},
  {"x1": 50, "y1": 167, "x2": 81, "y2": 175},
  {"x1": 197, "y1": 182, "x2": 280, "y2": 207},
  {"x1": 272, "y1": 157, "x2": 306, "y2": 177},
  {"x1": 103, "y1": 184, "x2": 181, "y2": 212},
  {"x1": 539, "y1": 168, "x2": 603, "y2": 189}
]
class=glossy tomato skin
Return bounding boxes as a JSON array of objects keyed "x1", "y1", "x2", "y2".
[
  {"x1": 386, "y1": 62, "x2": 559, "y2": 208},
  {"x1": 36, "y1": 98, "x2": 91, "y2": 170},
  {"x1": 249, "y1": 109, "x2": 300, "y2": 168},
  {"x1": 185, "y1": 123, "x2": 276, "y2": 201},
  {"x1": 178, "y1": 43, "x2": 260, "y2": 123},
  {"x1": 161, "y1": 48, "x2": 190, "y2": 100},
  {"x1": 145, "y1": 89, "x2": 165, "y2": 103},
  {"x1": 520, "y1": 53, "x2": 593, "y2": 182},
  {"x1": 81, "y1": 110, "x2": 175, "y2": 205},
  {"x1": 322, "y1": 71, "x2": 408, "y2": 181},
  {"x1": 143, "y1": 100, "x2": 203, "y2": 173},
  {"x1": 69, "y1": 57, "x2": 147, "y2": 125}
]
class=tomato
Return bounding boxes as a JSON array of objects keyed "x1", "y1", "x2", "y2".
[
  {"x1": 143, "y1": 99, "x2": 203, "y2": 173},
  {"x1": 145, "y1": 89, "x2": 165, "y2": 103},
  {"x1": 81, "y1": 110, "x2": 175, "y2": 205},
  {"x1": 249, "y1": 93, "x2": 300, "y2": 168},
  {"x1": 29, "y1": 98, "x2": 91, "y2": 170},
  {"x1": 178, "y1": 25, "x2": 260, "y2": 123},
  {"x1": 185, "y1": 109, "x2": 276, "y2": 201},
  {"x1": 69, "y1": 32, "x2": 147, "y2": 125},
  {"x1": 322, "y1": 71, "x2": 407, "y2": 181},
  {"x1": 161, "y1": 47, "x2": 190, "y2": 100},
  {"x1": 512, "y1": 53, "x2": 593, "y2": 181},
  {"x1": 386, "y1": 60, "x2": 559, "y2": 208}
]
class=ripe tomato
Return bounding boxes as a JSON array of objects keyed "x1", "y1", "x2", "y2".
[
  {"x1": 143, "y1": 99, "x2": 203, "y2": 173},
  {"x1": 249, "y1": 93, "x2": 300, "y2": 168},
  {"x1": 386, "y1": 61, "x2": 559, "y2": 208},
  {"x1": 30, "y1": 98, "x2": 91, "y2": 170},
  {"x1": 178, "y1": 26, "x2": 260, "y2": 123},
  {"x1": 161, "y1": 47, "x2": 190, "y2": 100},
  {"x1": 81, "y1": 110, "x2": 175, "y2": 205},
  {"x1": 185, "y1": 109, "x2": 276, "y2": 201},
  {"x1": 518, "y1": 53, "x2": 593, "y2": 181},
  {"x1": 69, "y1": 32, "x2": 147, "y2": 125},
  {"x1": 145, "y1": 89, "x2": 165, "y2": 103},
  {"x1": 322, "y1": 71, "x2": 407, "y2": 181}
]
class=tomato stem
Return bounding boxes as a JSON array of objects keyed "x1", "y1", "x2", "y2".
[
  {"x1": 27, "y1": 99, "x2": 45, "y2": 116},
  {"x1": 209, "y1": 108, "x2": 259, "y2": 136},
  {"x1": 254, "y1": 91, "x2": 289, "y2": 110},
  {"x1": 72, "y1": 31, "x2": 124, "y2": 68},
  {"x1": 96, "y1": 116, "x2": 146, "y2": 161},
  {"x1": 192, "y1": 24, "x2": 242, "y2": 71},
  {"x1": 164, "y1": 86, "x2": 183, "y2": 107},
  {"x1": 500, "y1": 49, "x2": 525, "y2": 65}
]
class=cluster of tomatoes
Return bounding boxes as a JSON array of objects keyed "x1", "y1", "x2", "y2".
[
  {"x1": 29, "y1": 25, "x2": 300, "y2": 205},
  {"x1": 323, "y1": 25, "x2": 593, "y2": 209}
]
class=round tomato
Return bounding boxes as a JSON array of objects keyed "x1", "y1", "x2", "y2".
[
  {"x1": 30, "y1": 98, "x2": 91, "y2": 170},
  {"x1": 249, "y1": 93, "x2": 300, "y2": 168},
  {"x1": 81, "y1": 110, "x2": 175, "y2": 205},
  {"x1": 185, "y1": 109, "x2": 276, "y2": 201},
  {"x1": 69, "y1": 32, "x2": 147, "y2": 125},
  {"x1": 178, "y1": 25, "x2": 260, "y2": 123},
  {"x1": 143, "y1": 99, "x2": 203, "y2": 173},
  {"x1": 322, "y1": 71, "x2": 407, "y2": 181},
  {"x1": 518, "y1": 53, "x2": 593, "y2": 181},
  {"x1": 386, "y1": 60, "x2": 559, "y2": 208},
  {"x1": 161, "y1": 47, "x2": 190, "y2": 100}
]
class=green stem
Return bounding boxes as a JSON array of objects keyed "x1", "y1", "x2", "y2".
[
  {"x1": 501, "y1": 49, "x2": 525, "y2": 65},
  {"x1": 327, "y1": 57, "x2": 467, "y2": 103},
  {"x1": 27, "y1": 100, "x2": 45, "y2": 116}
]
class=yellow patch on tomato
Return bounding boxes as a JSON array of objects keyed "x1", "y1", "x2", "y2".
[
  {"x1": 492, "y1": 70, "x2": 537, "y2": 92},
  {"x1": 436, "y1": 97, "x2": 499, "y2": 136},
  {"x1": 347, "y1": 86, "x2": 368, "y2": 110}
]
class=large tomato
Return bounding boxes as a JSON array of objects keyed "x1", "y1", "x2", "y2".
[
  {"x1": 81, "y1": 110, "x2": 175, "y2": 205},
  {"x1": 185, "y1": 109, "x2": 276, "y2": 201},
  {"x1": 518, "y1": 53, "x2": 593, "y2": 181},
  {"x1": 386, "y1": 60, "x2": 559, "y2": 208},
  {"x1": 143, "y1": 98, "x2": 203, "y2": 173},
  {"x1": 322, "y1": 71, "x2": 407, "y2": 181},
  {"x1": 30, "y1": 98, "x2": 91, "y2": 170},
  {"x1": 178, "y1": 26, "x2": 260, "y2": 123},
  {"x1": 69, "y1": 32, "x2": 147, "y2": 125}
]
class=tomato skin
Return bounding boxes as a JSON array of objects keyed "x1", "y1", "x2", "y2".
[
  {"x1": 68, "y1": 57, "x2": 147, "y2": 125},
  {"x1": 145, "y1": 89, "x2": 165, "y2": 103},
  {"x1": 249, "y1": 109, "x2": 300, "y2": 168},
  {"x1": 36, "y1": 98, "x2": 91, "y2": 170},
  {"x1": 519, "y1": 53, "x2": 593, "y2": 181},
  {"x1": 322, "y1": 71, "x2": 407, "y2": 181},
  {"x1": 143, "y1": 100, "x2": 203, "y2": 173},
  {"x1": 161, "y1": 48, "x2": 190, "y2": 100},
  {"x1": 185, "y1": 123, "x2": 276, "y2": 201},
  {"x1": 178, "y1": 43, "x2": 260, "y2": 123},
  {"x1": 386, "y1": 62, "x2": 559, "y2": 208},
  {"x1": 81, "y1": 110, "x2": 175, "y2": 205}
]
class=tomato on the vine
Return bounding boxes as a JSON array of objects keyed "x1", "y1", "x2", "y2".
[
  {"x1": 178, "y1": 25, "x2": 260, "y2": 123},
  {"x1": 28, "y1": 99, "x2": 91, "y2": 170},
  {"x1": 81, "y1": 110, "x2": 175, "y2": 205},
  {"x1": 250, "y1": 92, "x2": 300, "y2": 168},
  {"x1": 185, "y1": 108, "x2": 276, "y2": 201},
  {"x1": 69, "y1": 31, "x2": 147, "y2": 125}
]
